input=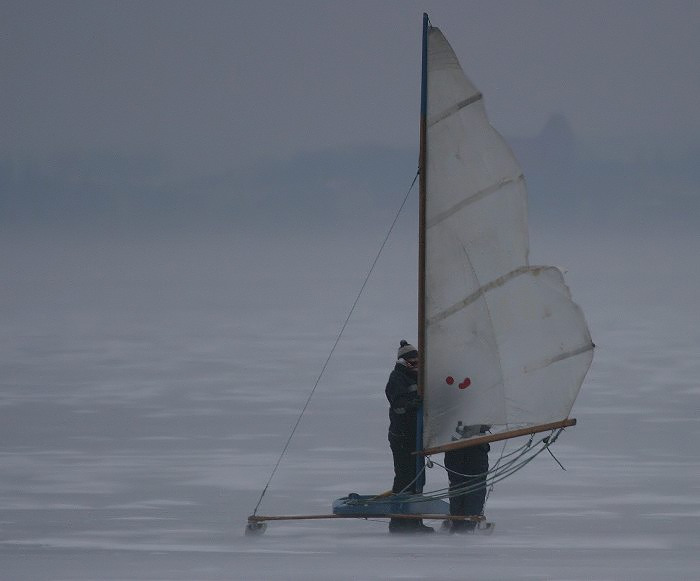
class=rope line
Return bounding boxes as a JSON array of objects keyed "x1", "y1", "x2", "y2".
[
  {"x1": 251, "y1": 170, "x2": 420, "y2": 516},
  {"x1": 343, "y1": 428, "x2": 569, "y2": 506},
  {"x1": 485, "y1": 439, "x2": 509, "y2": 504}
]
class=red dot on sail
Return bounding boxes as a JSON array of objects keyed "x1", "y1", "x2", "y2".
[
  {"x1": 459, "y1": 377, "x2": 471, "y2": 389},
  {"x1": 445, "y1": 376, "x2": 454, "y2": 385}
]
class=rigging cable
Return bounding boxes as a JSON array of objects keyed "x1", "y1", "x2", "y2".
[
  {"x1": 251, "y1": 170, "x2": 420, "y2": 517},
  {"x1": 485, "y1": 439, "x2": 509, "y2": 504},
  {"x1": 350, "y1": 429, "x2": 568, "y2": 505}
]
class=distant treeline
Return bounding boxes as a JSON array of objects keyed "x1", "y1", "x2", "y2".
[{"x1": 2, "y1": 116, "x2": 698, "y2": 237}]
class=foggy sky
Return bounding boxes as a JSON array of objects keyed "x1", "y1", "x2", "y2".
[
  {"x1": 2, "y1": 1, "x2": 699, "y2": 238},
  {"x1": 3, "y1": 1, "x2": 699, "y2": 167}
]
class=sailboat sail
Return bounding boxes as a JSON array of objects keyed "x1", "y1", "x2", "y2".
[{"x1": 422, "y1": 27, "x2": 593, "y2": 451}]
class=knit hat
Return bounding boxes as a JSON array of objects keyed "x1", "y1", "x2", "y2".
[{"x1": 397, "y1": 339, "x2": 418, "y2": 360}]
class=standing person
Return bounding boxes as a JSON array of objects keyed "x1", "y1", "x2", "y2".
[
  {"x1": 444, "y1": 437, "x2": 490, "y2": 533},
  {"x1": 385, "y1": 340, "x2": 434, "y2": 534}
]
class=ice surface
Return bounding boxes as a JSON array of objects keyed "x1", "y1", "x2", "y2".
[{"x1": 1, "y1": 231, "x2": 698, "y2": 580}]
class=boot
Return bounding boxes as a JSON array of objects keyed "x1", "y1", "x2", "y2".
[
  {"x1": 389, "y1": 518, "x2": 410, "y2": 533},
  {"x1": 413, "y1": 520, "x2": 435, "y2": 534},
  {"x1": 449, "y1": 519, "x2": 476, "y2": 534},
  {"x1": 389, "y1": 518, "x2": 434, "y2": 534}
]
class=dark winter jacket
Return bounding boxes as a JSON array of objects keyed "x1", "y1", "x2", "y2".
[{"x1": 385, "y1": 362, "x2": 421, "y2": 440}]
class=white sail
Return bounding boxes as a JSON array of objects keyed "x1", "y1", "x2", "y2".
[{"x1": 422, "y1": 27, "x2": 593, "y2": 450}]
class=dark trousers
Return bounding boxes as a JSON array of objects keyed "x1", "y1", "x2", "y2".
[
  {"x1": 444, "y1": 444, "x2": 489, "y2": 529},
  {"x1": 389, "y1": 432, "x2": 417, "y2": 494},
  {"x1": 388, "y1": 432, "x2": 421, "y2": 531}
]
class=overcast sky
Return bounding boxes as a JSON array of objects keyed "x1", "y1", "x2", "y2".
[{"x1": 3, "y1": 0, "x2": 699, "y2": 181}]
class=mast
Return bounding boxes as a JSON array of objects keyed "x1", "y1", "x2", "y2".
[
  {"x1": 415, "y1": 12, "x2": 429, "y2": 494},
  {"x1": 417, "y1": 12, "x2": 428, "y2": 399}
]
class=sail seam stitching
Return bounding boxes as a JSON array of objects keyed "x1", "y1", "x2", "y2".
[
  {"x1": 426, "y1": 174, "x2": 524, "y2": 229},
  {"x1": 427, "y1": 265, "x2": 542, "y2": 325},
  {"x1": 428, "y1": 92, "x2": 483, "y2": 127}
]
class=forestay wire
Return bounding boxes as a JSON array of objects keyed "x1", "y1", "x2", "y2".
[{"x1": 251, "y1": 170, "x2": 420, "y2": 517}]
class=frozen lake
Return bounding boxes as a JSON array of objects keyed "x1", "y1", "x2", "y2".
[{"x1": 2, "y1": 230, "x2": 699, "y2": 580}]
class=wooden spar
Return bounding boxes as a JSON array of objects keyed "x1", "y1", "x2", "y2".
[
  {"x1": 414, "y1": 12, "x2": 430, "y2": 495},
  {"x1": 417, "y1": 12, "x2": 428, "y2": 398},
  {"x1": 248, "y1": 513, "x2": 483, "y2": 523},
  {"x1": 416, "y1": 418, "x2": 577, "y2": 456}
]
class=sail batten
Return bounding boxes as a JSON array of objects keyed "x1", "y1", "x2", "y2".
[
  {"x1": 428, "y1": 92, "x2": 483, "y2": 127},
  {"x1": 427, "y1": 265, "x2": 533, "y2": 325},
  {"x1": 426, "y1": 174, "x2": 525, "y2": 229},
  {"x1": 521, "y1": 343, "x2": 595, "y2": 375}
]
